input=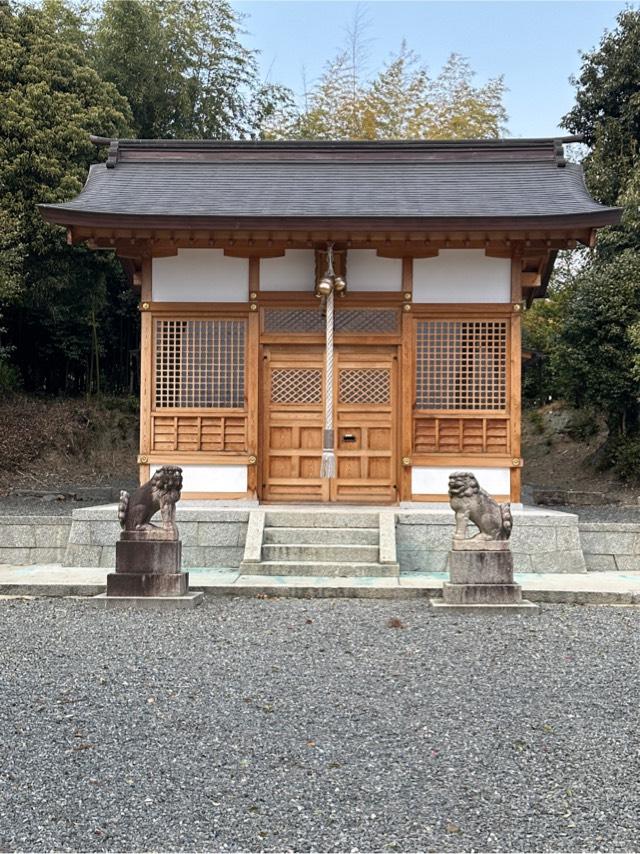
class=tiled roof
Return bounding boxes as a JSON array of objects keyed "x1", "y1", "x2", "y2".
[{"x1": 39, "y1": 138, "x2": 621, "y2": 227}]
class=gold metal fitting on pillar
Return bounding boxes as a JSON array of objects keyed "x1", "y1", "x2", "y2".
[
  {"x1": 139, "y1": 302, "x2": 150, "y2": 311},
  {"x1": 511, "y1": 458, "x2": 521, "y2": 467},
  {"x1": 403, "y1": 304, "x2": 412, "y2": 312},
  {"x1": 402, "y1": 457, "x2": 411, "y2": 466},
  {"x1": 137, "y1": 455, "x2": 149, "y2": 464},
  {"x1": 249, "y1": 292, "x2": 257, "y2": 300},
  {"x1": 513, "y1": 303, "x2": 522, "y2": 313},
  {"x1": 248, "y1": 455, "x2": 257, "y2": 465},
  {"x1": 250, "y1": 303, "x2": 258, "y2": 311}
]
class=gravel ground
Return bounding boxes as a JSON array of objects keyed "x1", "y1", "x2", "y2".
[
  {"x1": 556, "y1": 505, "x2": 640, "y2": 523},
  {"x1": 1, "y1": 599, "x2": 639, "y2": 853},
  {"x1": 0, "y1": 497, "x2": 93, "y2": 516}
]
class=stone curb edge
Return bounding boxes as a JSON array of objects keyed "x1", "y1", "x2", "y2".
[{"x1": 1, "y1": 583, "x2": 639, "y2": 605}]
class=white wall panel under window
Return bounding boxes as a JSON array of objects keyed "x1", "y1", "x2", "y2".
[
  {"x1": 152, "y1": 249, "x2": 248, "y2": 302},
  {"x1": 346, "y1": 250, "x2": 402, "y2": 291},
  {"x1": 151, "y1": 464, "x2": 248, "y2": 494},
  {"x1": 260, "y1": 250, "x2": 316, "y2": 291},
  {"x1": 413, "y1": 250, "x2": 511, "y2": 303},
  {"x1": 411, "y1": 466, "x2": 511, "y2": 496}
]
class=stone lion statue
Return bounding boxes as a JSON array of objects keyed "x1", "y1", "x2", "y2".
[
  {"x1": 448, "y1": 471, "x2": 512, "y2": 542},
  {"x1": 118, "y1": 465, "x2": 183, "y2": 539}
]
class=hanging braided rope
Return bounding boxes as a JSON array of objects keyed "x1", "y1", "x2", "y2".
[{"x1": 320, "y1": 245, "x2": 336, "y2": 479}]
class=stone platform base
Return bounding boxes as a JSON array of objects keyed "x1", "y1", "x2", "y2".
[
  {"x1": 55, "y1": 502, "x2": 586, "y2": 575},
  {"x1": 91, "y1": 591, "x2": 203, "y2": 610},
  {"x1": 430, "y1": 599, "x2": 540, "y2": 615}
]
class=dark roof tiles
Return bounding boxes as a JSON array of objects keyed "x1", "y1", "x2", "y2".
[{"x1": 39, "y1": 139, "x2": 620, "y2": 226}]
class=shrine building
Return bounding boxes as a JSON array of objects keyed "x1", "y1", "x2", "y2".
[{"x1": 39, "y1": 137, "x2": 619, "y2": 505}]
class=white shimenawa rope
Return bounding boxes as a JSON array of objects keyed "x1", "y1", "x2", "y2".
[{"x1": 320, "y1": 249, "x2": 336, "y2": 479}]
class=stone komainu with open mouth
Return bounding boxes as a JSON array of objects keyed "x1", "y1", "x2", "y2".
[{"x1": 448, "y1": 471, "x2": 512, "y2": 543}]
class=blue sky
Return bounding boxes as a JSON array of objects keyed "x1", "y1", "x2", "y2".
[{"x1": 233, "y1": 1, "x2": 629, "y2": 137}]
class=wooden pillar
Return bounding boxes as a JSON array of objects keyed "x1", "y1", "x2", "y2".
[
  {"x1": 510, "y1": 256, "x2": 523, "y2": 503},
  {"x1": 400, "y1": 257, "x2": 413, "y2": 501},
  {"x1": 139, "y1": 257, "x2": 153, "y2": 485},
  {"x1": 247, "y1": 257, "x2": 260, "y2": 498}
]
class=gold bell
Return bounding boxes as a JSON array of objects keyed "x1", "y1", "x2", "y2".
[
  {"x1": 333, "y1": 275, "x2": 347, "y2": 293},
  {"x1": 317, "y1": 276, "x2": 333, "y2": 296}
]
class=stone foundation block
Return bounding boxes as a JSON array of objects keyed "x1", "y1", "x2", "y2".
[
  {"x1": 0, "y1": 526, "x2": 36, "y2": 548},
  {"x1": 442, "y1": 582, "x2": 523, "y2": 605},
  {"x1": 0, "y1": 547, "x2": 33, "y2": 564},
  {"x1": 93, "y1": 591, "x2": 202, "y2": 609},
  {"x1": 106, "y1": 571, "x2": 188, "y2": 597},
  {"x1": 63, "y1": 544, "x2": 102, "y2": 566},
  {"x1": 99, "y1": 547, "x2": 116, "y2": 568}
]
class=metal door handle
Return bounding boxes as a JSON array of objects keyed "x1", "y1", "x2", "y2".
[{"x1": 342, "y1": 434, "x2": 356, "y2": 442}]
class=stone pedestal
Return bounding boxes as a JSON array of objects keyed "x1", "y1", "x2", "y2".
[
  {"x1": 100, "y1": 536, "x2": 202, "y2": 609},
  {"x1": 431, "y1": 545, "x2": 539, "y2": 615}
]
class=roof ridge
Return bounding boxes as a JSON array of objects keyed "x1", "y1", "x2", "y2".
[{"x1": 91, "y1": 136, "x2": 579, "y2": 169}]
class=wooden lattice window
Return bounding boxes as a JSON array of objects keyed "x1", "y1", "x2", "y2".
[
  {"x1": 415, "y1": 320, "x2": 507, "y2": 410},
  {"x1": 262, "y1": 307, "x2": 399, "y2": 335},
  {"x1": 155, "y1": 319, "x2": 245, "y2": 408},
  {"x1": 263, "y1": 308, "x2": 324, "y2": 334},
  {"x1": 335, "y1": 309, "x2": 399, "y2": 334}
]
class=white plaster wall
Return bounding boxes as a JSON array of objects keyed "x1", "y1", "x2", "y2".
[
  {"x1": 260, "y1": 250, "x2": 316, "y2": 291},
  {"x1": 346, "y1": 250, "x2": 402, "y2": 292},
  {"x1": 151, "y1": 464, "x2": 248, "y2": 493},
  {"x1": 413, "y1": 250, "x2": 511, "y2": 303},
  {"x1": 412, "y1": 466, "x2": 511, "y2": 496},
  {"x1": 152, "y1": 249, "x2": 248, "y2": 302}
]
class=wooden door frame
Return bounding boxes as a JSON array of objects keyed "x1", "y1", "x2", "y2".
[{"x1": 258, "y1": 341, "x2": 401, "y2": 504}]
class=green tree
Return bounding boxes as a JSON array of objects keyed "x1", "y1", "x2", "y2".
[
  {"x1": 563, "y1": 9, "x2": 640, "y2": 209},
  {"x1": 522, "y1": 250, "x2": 589, "y2": 406},
  {"x1": 551, "y1": 252, "x2": 640, "y2": 456},
  {"x1": 93, "y1": 0, "x2": 291, "y2": 139},
  {"x1": 0, "y1": 0, "x2": 134, "y2": 393},
  {"x1": 266, "y1": 40, "x2": 507, "y2": 141},
  {"x1": 562, "y1": 8, "x2": 640, "y2": 261}
]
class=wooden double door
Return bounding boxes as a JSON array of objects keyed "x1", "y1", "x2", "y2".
[{"x1": 261, "y1": 345, "x2": 398, "y2": 503}]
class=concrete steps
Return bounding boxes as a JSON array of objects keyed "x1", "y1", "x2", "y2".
[
  {"x1": 256, "y1": 561, "x2": 398, "y2": 578},
  {"x1": 263, "y1": 526, "x2": 379, "y2": 545},
  {"x1": 262, "y1": 543, "x2": 380, "y2": 563},
  {"x1": 264, "y1": 511, "x2": 381, "y2": 528},
  {"x1": 240, "y1": 510, "x2": 399, "y2": 577}
]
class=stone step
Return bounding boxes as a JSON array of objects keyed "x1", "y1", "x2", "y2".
[
  {"x1": 256, "y1": 561, "x2": 400, "y2": 578},
  {"x1": 263, "y1": 527, "x2": 379, "y2": 546},
  {"x1": 262, "y1": 543, "x2": 379, "y2": 563},
  {"x1": 264, "y1": 511, "x2": 379, "y2": 529}
]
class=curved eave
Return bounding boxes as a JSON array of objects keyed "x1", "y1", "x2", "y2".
[{"x1": 38, "y1": 205, "x2": 623, "y2": 232}]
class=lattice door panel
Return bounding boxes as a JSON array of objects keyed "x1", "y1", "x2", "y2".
[
  {"x1": 262, "y1": 348, "x2": 328, "y2": 502},
  {"x1": 271, "y1": 368, "x2": 322, "y2": 405},
  {"x1": 415, "y1": 319, "x2": 508, "y2": 411},
  {"x1": 333, "y1": 350, "x2": 397, "y2": 503},
  {"x1": 339, "y1": 368, "x2": 391, "y2": 405}
]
